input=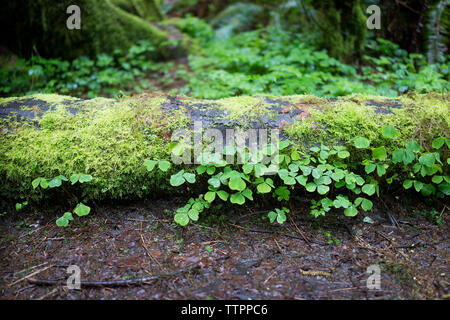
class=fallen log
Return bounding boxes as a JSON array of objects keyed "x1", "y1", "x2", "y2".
[{"x1": 0, "y1": 92, "x2": 448, "y2": 203}]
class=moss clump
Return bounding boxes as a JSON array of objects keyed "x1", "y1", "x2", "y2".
[
  {"x1": 284, "y1": 92, "x2": 450, "y2": 152},
  {"x1": 215, "y1": 96, "x2": 278, "y2": 128},
  {"x1": 0, "y1": 94, "x2": 189, "y2": 203}
]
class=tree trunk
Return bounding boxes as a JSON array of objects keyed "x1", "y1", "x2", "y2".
[{"x1": 0, "y1": 0, "x2": 188, "y2": 60}]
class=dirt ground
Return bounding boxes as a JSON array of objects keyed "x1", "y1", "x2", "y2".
[{"x1": 0, "y1": 197, "x2": 448, "y2": 300}]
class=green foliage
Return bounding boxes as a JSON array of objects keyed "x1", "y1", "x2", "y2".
[
  {"x1": 181, "y1": 29, "x2": 449, "y2": 99},
  {"x1": 144, "y1": 123, "x2": 448, "y2": 227},
  {"x1": 0, "y1": 41, "x2": 166, "y2": 98},
  {"x1": 31, "y1": 173, "x2": 93, "y2": 227},
  {"x1": 2, "y1": 24, "x2": 448, "y2": 99}
]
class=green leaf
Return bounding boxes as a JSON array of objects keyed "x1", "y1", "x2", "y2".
[
  {"x1": 291, "y1": 150, "x2": 300, "y2": 161},
  {"x1": 206, "y1": 166, "x2": 216, "y2": 175},
  {"x1": 48, "y1": 177, "x2": 62, "y2": 188},
  {"x1": 414, "y1": 180, "x2": 423, "y2": 192},
  {"x1": 63, "y1": 212, "x2": 74, "y2": 221},
  {"x1": 317, "y1": 185, "x2": 330, "y2": 195},
  {"x1": 300, "y1": 166, "x2": 312, "y2": 176},
  {"x1": 305, "y1": 183, "x2": 317, "y2": 192},
  {"x1": 183, "y1": 173, "x2": 196, "y2": 184},
  {"x1": 229, "y1": 176, "x2": 246, "y2": 191},
  {"x1": 217, "y1": 190, "x2": 229, "y2": 201},
  {"x1": 268, "y1": 211, "x2": 277, "y2": 223},
  {"x1": 70, "y1": 174, "x2": 80, "y2": 185},
  {"x1": 403, "y1": 150, "x2": 415, "y2": 165},
  {"x1": 344, "y1": 206, "x2": 358, "y2": 217},
  {"x1": 372, "y1": 146, "x2": 387, "y2": 161},
  {"x1": 40, "y1": 179, "x2": 49, "y2": 189},
  {"x1": 403, "y1": 180, "x2": 413, "y2": 189},
  {"x1": 242, "y1": 163, "x2": 253, "y2": 174},
  {"x1": 279, "y1": 140, "x2": 290, "y2": 150},
  {"x1": 392, "y1": 150, "x2": 404, "y2": 164},
  {"x1": 338, "y1": 150, "x2": 350, "y2": 159},
  {"x1": 432, "y1": 176, "x2": 443, "y2": 184},
  {"x1": 144, "y1": 160, "x2": 157, "y2": 171},
  {"x1": 295, "y1": 175, "x2": 308, "y2": 186},
  {"x1": 365, "y1": 163, "x2": 376, "y2": 174},
  {"x1": 196, "y1": 165, "x2": 206, "y2": 174},
  {"x1": 419, "y1": 153, "x2": 435, "y2": 167},
  {"x1": 283, "y1": 176, "x2": 296, "y2": 185},
  {"x1": 420, "y1": 184, "x2": 435, "y2": 196},
  {"x1": 208, "y1": 177, "x2": 220, "y2": 188},
  {"x1": 277, "y1": 212, "x2": 287, "y2": 224},
  {"x1": 382, "y1": 125, "x2": 399, "y2": 139},
  {"x1": 312, "y1": 168, "x2": 323, "y2": 179},
  {"x1": 319, "y1": 150, "x2": 329, "y2": 159},
  {"x1": 79, "y1": 174, "x2": 93, "y2": 183},
  {"x1": 56, "y1": 217, "x2": 69, "y2": 227},
  {"x1": 205, "y1": 245, "x2": 213, "y2": 253},
  {"x1": 376, "y1": 164, "x2": 386, "y2": 177},
  {"x1": 204, "y1": 191, "x2": 216, "y2": 203},
  {"x1": 438, "y1": 182, "x2": 450, "y2": 195},
  {"x1": 406, "y1": 140, "x2": 422, "y2": 153},
  {"x1": 361, "y1": 199, "x2": 373, "y2": 211},
  {"x1": 170, "y1": 171, "x2": 185, "y2": 187},
  {"x1": 362, "y1": 184, "x2": 376, "y2": 196},
  {"x1": 158, "y1": 161, "x2": 171, "y2": 172},
  {"x1": 242, "y1": 189, "x2": 253, "y2": 200},
  {"x1": 257, "y1": 182, "x2": 271, "y2": 193},
  {"x1": 230, "y1": 192, "x2": 245, "y2": 205},
  {"x1": 174, "y1": 212, "x2": 189, "y2": 226},
  {"x1": 278, "y1": 169, "x2": 289, "y2": 179},
  {"x1": 363, "y1": 216, "x2": 374, "y2": 224},
  {"x1": 32, "y1": 178, "x2": 41, "y2": 189},
  {"x1": 354, "y1": 137, "x2": 370, "y2": 149},
  {"x1": 74, "y1": 203, "x2": 90, "y2": 217},
  {"x1": 188, "y1": 209, "x2": 199, "y2": 221},
  {"x1": 432, "y1": 137, "x2": 445, "y2": 149}
]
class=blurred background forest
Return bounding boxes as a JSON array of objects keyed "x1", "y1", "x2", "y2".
[{"x1": 0, "y1": 0, "x2": 448, "y2": 99}]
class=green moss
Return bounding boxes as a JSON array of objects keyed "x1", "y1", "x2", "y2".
[
  {"x1": 215, "y1": 96, "x2": 277, "y2": 127},
  {"x1": 0, "y1": 94, "x2": 189, "y2": 202},
  {"x1": 285, "y1": 93, "x2": 449, "y2": 151},
  {"x1": 1, "y1": 92, "x2": 448, "y2": 204}
]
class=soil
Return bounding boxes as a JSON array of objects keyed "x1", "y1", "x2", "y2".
[{"x1": 0, "y1": 197, "x2": 448, "y2": 300}]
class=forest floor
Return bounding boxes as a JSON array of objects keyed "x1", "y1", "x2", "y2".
[{"x1": 0, "y1": 197, "x2": 448, "y2": 300}]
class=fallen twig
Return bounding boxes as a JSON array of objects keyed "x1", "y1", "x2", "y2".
[
  {"x1": 27, "y1": 263, "x2": 200, "y2": 288},
  {"x1": 10, "y1": 264, "x2": 54, "y2": 286}
]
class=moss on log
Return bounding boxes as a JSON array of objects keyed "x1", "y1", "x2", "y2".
[{"x1": 0, "y1": 92, "x2": 448, "y2": 203}]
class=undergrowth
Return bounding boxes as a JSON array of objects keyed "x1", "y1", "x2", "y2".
[{"x1": 1, "y1": 21, "x2": 448, "y2": 99}]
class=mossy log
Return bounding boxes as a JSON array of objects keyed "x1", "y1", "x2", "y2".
[{"x1": 0, "y1": 92, "x2": 448, "y2": 203}]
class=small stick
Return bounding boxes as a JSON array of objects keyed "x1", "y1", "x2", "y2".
[
  {"x1": 36, "y1": 288, "x2": 58, "y2": 300},
  {"x1": 28, "y1": 264, "x2": 200, "y2": 288},
  {"x1": 10, "y1": 265, "x2": 54, "y2": 286},
  {"x1": 288, "y1": 215, "x2": 311, "y2": 247}
]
